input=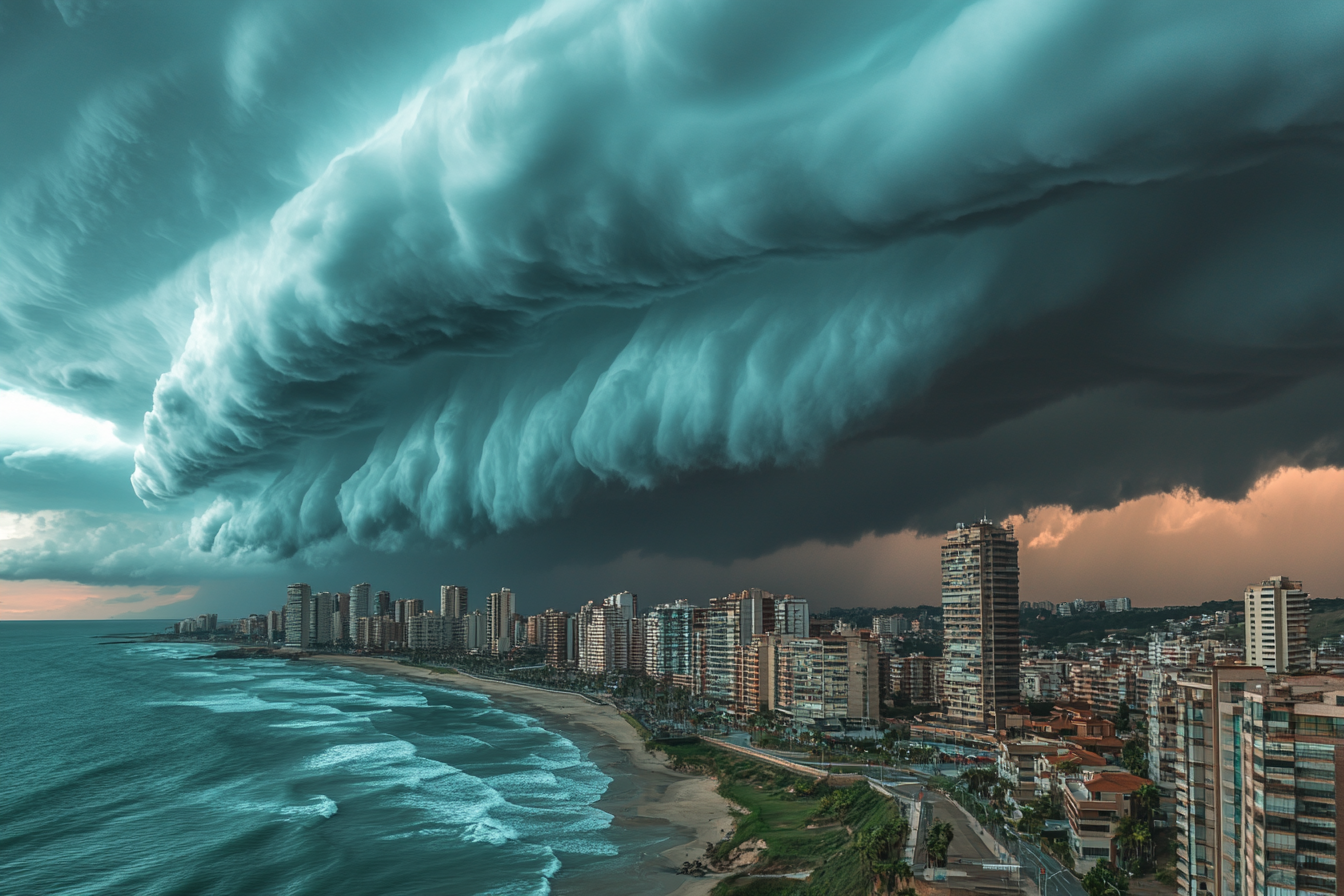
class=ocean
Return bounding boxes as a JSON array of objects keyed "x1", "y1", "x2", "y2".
[{"x1": 0, "y1": 621, "x2": 680, "y2": 896}]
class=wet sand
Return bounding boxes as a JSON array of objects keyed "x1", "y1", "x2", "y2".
[{"x1": 308, "y1": 656, "x2": 734, "y2": 896}]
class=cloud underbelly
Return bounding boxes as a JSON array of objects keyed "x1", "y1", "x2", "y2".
[{"x1": 122, "y1": 0, "x2": 1344, "y2": 558}]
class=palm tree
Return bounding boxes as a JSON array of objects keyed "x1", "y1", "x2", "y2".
[
  {"x1": 1114, "y1": 816, "x2": 1138, "y2": 870},
  {"x1": 926, "y1": 819, "x2": 956, "y2": 868},
  {"x1": 857, "y1": 817, "x2": 911, "y2": 895},
  {"x1": 1133, "y1": 783, "x2": 1161, "y2": 825}
]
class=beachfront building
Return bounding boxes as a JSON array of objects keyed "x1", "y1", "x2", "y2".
[
  {"x1": 540, "y1": 610, "x2": 574, "y2": 667},
  {"x1": 645, "y1": 601, "x2": 695, "y2": 680},
  {"x1": 941, "y1": 519, "x2": 1020, "y2": 730},
  {"x1": 284, "y1": 583, "x2": 311, "y2": 648},
  {"x1": 776, "y1": 627, "x2": 881, "y2": 727},
  {"x1": 463, "y1": 610, "x2": 488, "y2": 651},
  {"x1": 440, "y1": 585, "x2": 468, "y2": 621},
  {"x1": 349, "y1": 583, "x2": 370, "y2": 640},
  {"x1": 312, "y1": 591, "x2": 334, "y2": 645},
  {"x1": 407, "y1": 613, "x2": 452, "y2": 651},
  {"x1": 577, "y1": 592, "x2": 641, "y2": 674},
  {"x1": 486, "y1": 588, "x2": 516, "y2": 654},
  {"x1": 1244, "y1": 575, "x2": 1309, "y2": 674}
]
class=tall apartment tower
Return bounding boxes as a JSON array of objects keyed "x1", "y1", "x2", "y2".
[
  {"x1": 349, "y1": 583, "x2": 371, "y2": 640},
  {"x1": 1173, "y1": 665, "x2": 1267, "y2": 896},
  {"x1": 441, "y1": 585, "x2": 468, "y2": 619},
  {"x1": 487, "y1": 588, "x2": 515, "y2": 654},
  {"x1": 284, "y1": 583, "x2": 311, "y2": 648},
  {"x1": 312, "y1": 591, "x2": 334, "y2": 644},
  {"x1": 941, "y1": 518, "x2": 1020, "y2": 729},
  {"x1": 1243, "y1": 575, "x2": 1309, "y2": 673}
]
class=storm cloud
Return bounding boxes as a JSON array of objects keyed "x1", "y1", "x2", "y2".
[{"x1": 4, "y1": 0, "x2": 1344, "y2": 589}]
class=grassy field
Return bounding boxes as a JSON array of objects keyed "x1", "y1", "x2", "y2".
[{"x1": 657, "y1": 741, "x2": 904, "y2": 896}]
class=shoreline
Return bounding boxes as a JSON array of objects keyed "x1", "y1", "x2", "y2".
[{"x1": 307, "y1": 656, "x2": 734, "y2": 896}]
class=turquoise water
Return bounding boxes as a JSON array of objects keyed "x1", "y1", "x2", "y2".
[{"x1": 0, "y1": 621, "x2": 665, "y2": 896}]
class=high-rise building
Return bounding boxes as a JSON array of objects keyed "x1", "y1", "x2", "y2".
[
  {"x1": 408, "y1": 613, "x2": 451, "y2": 651},
  {"x1": 1240, "y1": 676, "x2": 1344, "y2": 896},
  {"x1": 1174, "y1": 665, "x2": 1267, "y2": 896},
  {"x1": 774, "y1": 596, "x2": 810, "y2": 636},
  {"x1": 464, "y1": 610, "x2": 488, "y2": 651},
  {"x1": 486, "y1": 588, "x2": 515, "y2": 654},
  {"x1": 441, "y1": 585, "x2": 468, "y2": 619},
  {"x1": 540, "y1": 610, "x2": 574, "y2": 667},
  {"x1": 393, "y1": 599, "x2": 424, "y2": 624},
  {"x1": 331, "y1": 610, "x2": 344, "y2": 646},
  {"x1": 375, "y1": 590, "x2": 391, "y2": 617},
  {"x1": 313, "y1": 591, "x2": 334, "y2": 645},
  {"x1": 705, "y1": 589, "x2": 781, "y2": 705},
  {"x1": 267, "y1": 609, "x2": 284, "y2": 642},
  {"x1": 350, "y1": 583, "x2": 370, "y2": 640},
  {"x1": 1243, "y1": 575, "x2": 1309, "y2": 674},
  {"x1": 645, "y1": 601, "x2": 695, "y2": 679},
  {"x1": 872, "y1": 614, "x2": 910, "y2": 636},
  {"x1": 284, "y1": 583, "x2": 311, "y2": 648},
  {"x1": 776, "y1": 627, "x2": 881, "y2": 725},
  {"x1": 941, "y1": 519, "x2": 1020, "y2": 729},
  {"x1": 576, "y1": 592, "x2": 641, "y2": 673},
  {"x1": 1104, "y1": 597, "x2": 1132, "y2": 613}
]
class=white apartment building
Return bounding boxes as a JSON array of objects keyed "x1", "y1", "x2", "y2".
[
  {"x1": 1243, "y1": 575, "x2": 1308, "y2": 673},
  {"x1": 486, "y1": 588, "x2": 516, "y2": 654}
]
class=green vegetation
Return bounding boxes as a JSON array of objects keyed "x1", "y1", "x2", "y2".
[
  {"x1": 1082, "y1": 860, "x2": 1129, "y2": 896},
  {"x1": 398, "y1": 661, "x2": 457, "y2": 674},
  {"x1": 925, "y1": 819, "x2": 955, "y2": 867},
  {"x1": 1019, "y1": 600, "x2": 1240, "y2": 647},
  {"x1": 1309, "y1": 599, "x2": 1344, "y2": 643},
  {"x1": 1122, "y1": 739, "x2": 1147, "y2": 777},
  {"x1": 619, "y1": 712, "x2": 652, "y2": 740},
  {"x1": 660, "y1": 742, "x2": 915, "y2": 896}
]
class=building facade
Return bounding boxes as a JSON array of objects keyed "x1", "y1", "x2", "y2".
[
  {"x1": 942, "y1": 519, "x2": 1020, "y2": 729},
  {"x1": 349, "y1": 583, "x2": 370, "y2": 640},
  {"x1": 1174, "y1": 665, "x2": 1268, "y2": 896},
  {"x1": 284, "y1": 583, "x2": 311, "y2": 648},
  {"x1": 1244, "y1": 576, "x2": 1309, "y2": 674},
  {"x1": 487, "y1": 588, "x2": 516, "y2": 654},
  {"x1": 440, "y1": 585, "x2": 468, "y2": 621}
]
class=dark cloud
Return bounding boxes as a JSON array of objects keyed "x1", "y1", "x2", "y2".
[{"x1": 2, "y1": 0, "x2": 1344, "y2": 595}]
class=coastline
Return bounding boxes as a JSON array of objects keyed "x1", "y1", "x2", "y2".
[{"x1": 308, "y1": 656, "x2": 734, "y2": 896}]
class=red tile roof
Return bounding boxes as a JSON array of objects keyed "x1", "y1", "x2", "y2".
[{"x1": 1083, "y1": 772, "x2": 1152, "y2": 793}]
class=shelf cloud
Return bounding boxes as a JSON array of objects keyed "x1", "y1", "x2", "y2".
[{"x1": 4, "y1": 0, "x2": 1344, "y2": 592}]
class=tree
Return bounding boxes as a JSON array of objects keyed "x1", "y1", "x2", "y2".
[
  {"x1": 1082, "y1": 860, "x2": 1129, "y2": 896},
  {"x1": 1121, "y1": 740, "x2": 1148, "y2": 777},
  {"x1": 856, "y1": 816, "x2": 912, "y2": 895},
  {"x1": 1115, "y1": 701, "x2": 1131, "y2": 731},
  {"x1": 926, "y1": 819, "x2": 956, "y2": 867},
  {"x1": 1018, "y1": 805, "x2": 1044, "y2": 838},
  {"x1": 1132, "y1": 783, "x2": 1161, "y2": 825}
]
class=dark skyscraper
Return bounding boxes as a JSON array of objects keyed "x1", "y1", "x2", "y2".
[{"x1": 941, "y1": 519, "x2": 1020, "y2": 729}]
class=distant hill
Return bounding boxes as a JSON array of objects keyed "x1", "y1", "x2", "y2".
[{"x1": 1018, "y1": 600, "x2": 1241, "y2": 647}]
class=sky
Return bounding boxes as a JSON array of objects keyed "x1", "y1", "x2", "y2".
[{"x1": 4, "y1": 0, "x2": 1344, "y2": 621}]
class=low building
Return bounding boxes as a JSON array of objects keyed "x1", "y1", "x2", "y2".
[{"x1": 1063, "y1": 769, "x2": 1152, "y2": 872}]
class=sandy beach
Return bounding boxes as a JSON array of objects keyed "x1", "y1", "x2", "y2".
[{"x1": 309, "y1": 656, "x2": 734, "y2": 896}]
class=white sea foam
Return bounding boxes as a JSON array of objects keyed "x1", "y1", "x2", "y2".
[
  {"x1": 280, "y1": 795, "x2": 338, "y2": 819},
  {"x1": 540, "y1": 837, "x2": 620, "y2": 857}
]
